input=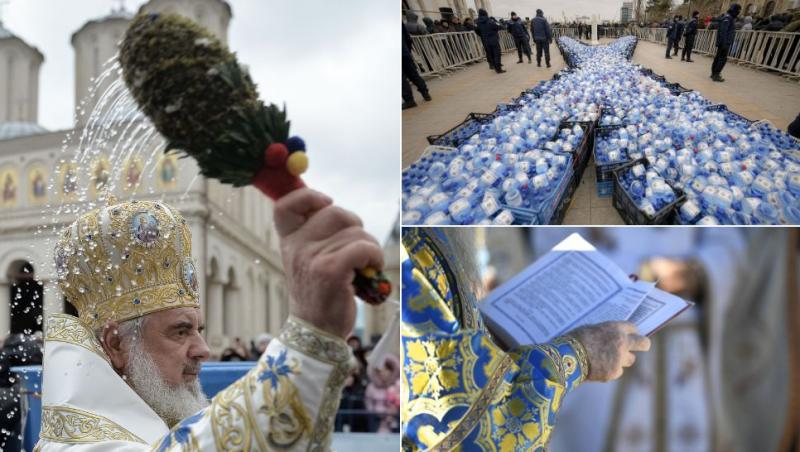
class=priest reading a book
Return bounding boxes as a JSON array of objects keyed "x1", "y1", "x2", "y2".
[{"x1": 401, "y1": 228, "x2": 692, "y2": 451}]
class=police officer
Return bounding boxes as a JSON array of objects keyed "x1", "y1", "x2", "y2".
[
  {"x1": 682, "y1": 11, "x2": 699, "y2": 62},
  {"x1": 402, "y1": 23, "x2": 431, "y2": 110},
  {"x1": 475, "y1": 9, "x2": 505, "y2": 73},
  {"x1": 531, "y1": 9, "x2": 553, "y2": 68},
  {"x1": 672, "y1": 15, "x2": 684, "y2": 56},
  {"x1": 712, "y1": 3, "x2": 741, "y2": 82},
  {"x1": 665, "y1": 15, "x2": 680, "y2": 59},
  {"x1": 508, "y1": 11, "x2": 532, "y2": 64}
]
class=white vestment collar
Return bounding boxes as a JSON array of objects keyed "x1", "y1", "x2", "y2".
[{"x1": 40, "y1": 313, "x2": 169, "y2": 446}]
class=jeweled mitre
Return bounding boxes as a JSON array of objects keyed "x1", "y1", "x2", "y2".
[{"x1": 55, "y1": 199, "x2": 200, "y2": 330}]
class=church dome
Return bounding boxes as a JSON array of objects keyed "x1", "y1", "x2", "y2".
[
  {"x1": 0, "y1": 22, "x2": 44, "y2": 124},
  {"x1": 0, "y1": 122, "x2": 48, "y2": 141}
]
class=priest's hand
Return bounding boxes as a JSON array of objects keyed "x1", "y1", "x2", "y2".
[
  {"x1": 274, "y1": 188, "x2": 384, "y2": 339},
  {"x1": 572, "y1": 321, "x2": 650, "y2": 382}
]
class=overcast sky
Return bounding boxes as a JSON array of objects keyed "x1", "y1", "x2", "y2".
[
  {"x1": 3, "y1": 0, "x2": 399, "y2": 243},
  {"x1": 490, "y1": 0, "x2": 631, "y2": 22}
]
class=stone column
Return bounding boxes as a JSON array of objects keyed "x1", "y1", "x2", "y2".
[
  {"x1": 207, "y1": 280, "x2": 224, "y2": 350},
  {"x1": 223, "y1": 284, "x2": 240, "y2": 342},
  {"x1": 268, "y1": 275, "x2": 282, "y2": 335},
  {"x1": 251, "y1": 278, "x2": 267, "y2": 334},
  {"x1": 0, "y1": 282, "x2": 9, "y2": 336},
  {"x1": 592, "y1": 15, "x2": 599, "y2": 45}
]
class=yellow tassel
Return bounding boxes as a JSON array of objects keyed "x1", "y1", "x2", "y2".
[{"x1": 287, "y1": 152, "x2": 309, "y2": 176}]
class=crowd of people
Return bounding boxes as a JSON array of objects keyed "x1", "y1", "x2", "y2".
[
  {"x1": 402, "y1": 8, "x2": 556, "y2": 110},
  {"x1": 0, "y1": 333, "x2": 43, "y2": 452},
  {"x1": 336, "y1": 335, "x2": 401, "y2": 434}
]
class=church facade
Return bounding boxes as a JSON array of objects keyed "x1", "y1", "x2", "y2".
[{"x1": 0, "y1": 0, "x2": 397, "y2": 354}]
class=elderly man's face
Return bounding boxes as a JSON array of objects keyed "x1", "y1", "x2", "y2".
[{"x1": 138, "y1": 307, "x2": 210, "y2": 387}]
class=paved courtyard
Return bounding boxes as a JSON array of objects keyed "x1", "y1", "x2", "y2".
[{"x1": 402, "y1": 38, "x2": 800, "y2": 225}]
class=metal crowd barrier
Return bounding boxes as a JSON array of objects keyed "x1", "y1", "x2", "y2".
[
  {"x1": 409, "y1": 30, "x2": 527, "y2": 78},
  {"x1": 634, "y1": 27, "x2": 800, "y2": 79}
]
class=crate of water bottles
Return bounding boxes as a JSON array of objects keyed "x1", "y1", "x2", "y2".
[
  {"x1": 402, "y1": 121, "x2": 575, "y2": 225},
  {"x1": 599, "y1": 107, "x2": 628, "y2": 128},
  {"x1": 751, "y1": 120, "x2": 800, "y2": 152},
  {"x1": 594, "y1": 125, "x2": 636, "y2": 197},
  {"x1": 664, "y1": 82, "x2": 691, "y2": 96},
  {"x1": 494, "y1": 102, "x2": 526, "y2": 114},
  {"x1": 554, "y1": 121, "x2": 591, "y2": 186},
  {"x1": 705, "y1": 104, "x2": 753, "y2": 128},
  {"x1": 425, "y1": 112, "x2": 495, "y2": 147},
  {"x1": 481, "y1": 153, "x2": 574, "y2": 225},
  {"x1": 612, "y1": 158, "x2": 686, "y2": 224},
  {"x1": 536, "y1": 158, "x2": 575, "y2": 224}
]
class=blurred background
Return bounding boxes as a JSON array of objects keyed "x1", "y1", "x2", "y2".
[
  {"x1": 470, "y1": 227, "x2": 799, "y2": 452},
  {"x1": 0, "y1": 1, "x2": 399, "y2": 450}
]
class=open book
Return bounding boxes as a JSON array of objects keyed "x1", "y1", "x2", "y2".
[{"x1": 479, "y1": 233, "x2": 693, "y2": 348}]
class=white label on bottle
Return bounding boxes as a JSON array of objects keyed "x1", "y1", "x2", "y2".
[
  {"x1": 481, "y1": 171, "x2": 498, "y2": 186},
  {"x1": 428, "y1": 193, "x2": 448, "y2": 206},
  {"x1": 681, "y1": 201, "x2": 701, "y2": 219},
  {"x1": 754, "y1": 175, "x2": 773, "y2": 192},
  {"x1": 481, "y1": 196, "x2": 499, "y2": 215},
  {"x1": 493, "y1": 210, "x2": 515, "y2": 225}
]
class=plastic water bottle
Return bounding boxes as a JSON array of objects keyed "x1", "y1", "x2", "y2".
[
  {"x1": 448, "y1": 198, "x2": 473, "y2": 224},
  {"x1": 481, "y1": 193, "x2": 501, "y2": 217},
  {"x1": 406, "y1": 195, "x2": 429, "y2": 216},
  {"x1": 493, "y1": 209, "x2": 515, "y2": 225},
  {"x1": 402, "y1": 210, "x2": 423, "y2": 225},
  {"x1": 428, "y1": 192, "x2": 450, "y2": 212},
  {"x1": 428, "y1": 161, "x2": 446, "y2": 179},
  {"x1": 679, "y1": 200, "x2": 702, "y2": 224},
  {"x1": 423, "y1": 211, "x2": 451, "y2": 225}
]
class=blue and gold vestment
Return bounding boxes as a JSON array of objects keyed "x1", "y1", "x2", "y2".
[{"x1": 401, "y1": 228, "x2": 589, "y2": 451}]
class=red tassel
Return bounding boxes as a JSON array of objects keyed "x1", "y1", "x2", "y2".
[
  {"x1": 252, "y1": 166, "x2": 305, "y2": 200},
  {"x1": 252, "y1": 144, "x2": 305, "y2": 200}
]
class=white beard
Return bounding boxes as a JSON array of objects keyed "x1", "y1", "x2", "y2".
[{"x1": 126, "y1": 341, "x2": 209, "y2": 427}]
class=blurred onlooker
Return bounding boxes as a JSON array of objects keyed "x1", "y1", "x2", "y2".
[
  {"x1": 347, "y1": 335, "x2": 362, "y2": 353},
  {"x1": 451, "y1": 17, "x2": 465, "y2": 31},
  {"x1": 404, "y1": 11, "x2": 428, "y2": 35},
  {"x1": 766, "y1": 14, "x2": 786, "y2": 31},
  {"x1": 422, "y1": 16, "x2": 435, "y2": 34},
  {"x1": 335, "y1": 365, "x2": 369, "y2": 432},
  {"x1": 220, "y1": 337, "x2": 250, "y2": 361},
  {"x1": 0, "y1": 334, "x2": 43, "y2": 452},
  {"x1": 742, "y1": 15, "x2": 753, "y2": 30},
  {"x1": 249, "y1": 333, "x2": 273, "y2": 360},
  {"x1": 463, "y1": 17, "x2": 475, "y2": 31},
  {"x1": 365, "y1": 355, "x2": 401, "y2": 433}
]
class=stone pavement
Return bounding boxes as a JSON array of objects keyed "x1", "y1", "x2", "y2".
[{"x1": 402, "y1": 38, "x2": 800, "y2": 225}]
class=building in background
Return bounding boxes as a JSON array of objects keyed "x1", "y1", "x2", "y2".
[
  {"x1": 621, "y1": 1, "x2": 634, "y2": 23},
  {"x1": 0, "y1": 0, "x2": 395, "y2": 356},
  {"x1": 402, "y1": 0, "x2": 493, "y2": 21}
]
